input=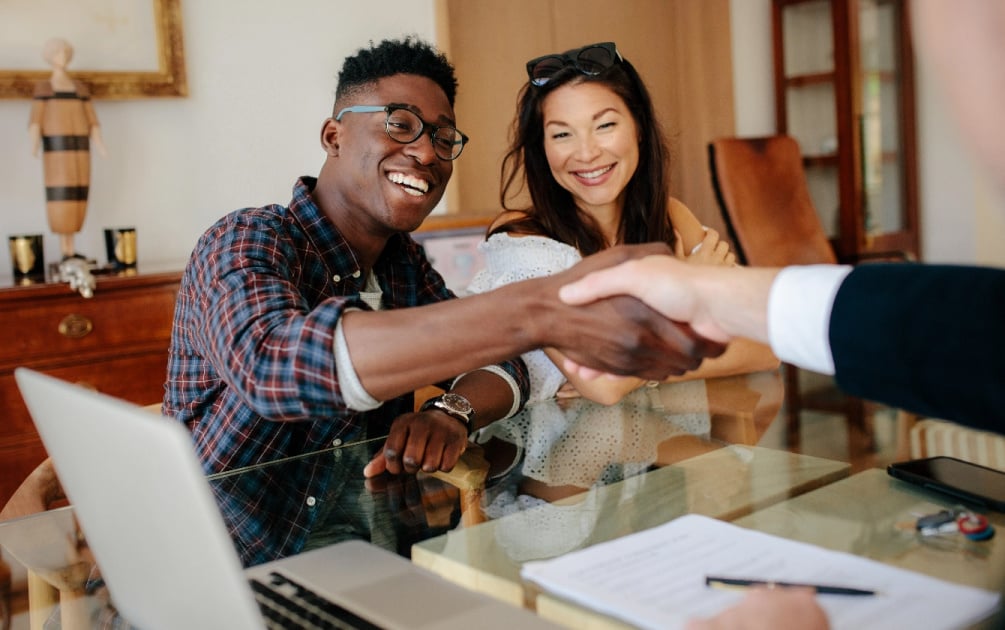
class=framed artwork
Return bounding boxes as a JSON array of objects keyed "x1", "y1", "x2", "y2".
[{"x1": 0, "y1": 0, "x2": 187, "y2": 99}]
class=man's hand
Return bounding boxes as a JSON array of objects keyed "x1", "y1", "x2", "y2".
[
  {"x1": 535, "y1": 244, "x2": 728, "y2": 381},
  {"x1": 560, "y1": 251, "x2": 781, "y2": 349},
  {"x1": 560, "y1": 253, "x2": 729, "y2": 338},
  {"x1": 363, "y1": 409, "x2": 469, "y2": 478}
]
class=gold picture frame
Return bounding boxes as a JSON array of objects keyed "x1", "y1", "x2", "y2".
[{"x1": 0, "y1": 0, "x2": 187, "y2": 99}]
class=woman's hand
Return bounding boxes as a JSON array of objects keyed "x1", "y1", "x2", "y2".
[
  {"x1": 675, "y1": 228, "x2": 736, "y2": 267},
  {"x1": 554, "y1": 381, "x2": 583, "y2": 399}
]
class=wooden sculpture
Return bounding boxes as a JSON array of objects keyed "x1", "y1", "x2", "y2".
[{"x1": 28, "y1": 38, "x2": 107, "y2": 261}]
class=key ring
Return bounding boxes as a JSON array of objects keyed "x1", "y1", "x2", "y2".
[{"x1": 957, "y1": 512, "x2": 995, "y2": 541}]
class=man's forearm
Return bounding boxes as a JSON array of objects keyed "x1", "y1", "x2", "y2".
[
  {"x1": 348, "y1": 243, "x2": 729, "y2": 401},
  {"x1": 345, "y1": 278, "x2": 552, "y2": 401}
]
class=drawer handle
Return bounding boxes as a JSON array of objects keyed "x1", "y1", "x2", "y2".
[{"x1": 58, "y1": 314, "x2": 93, "y2": 338}]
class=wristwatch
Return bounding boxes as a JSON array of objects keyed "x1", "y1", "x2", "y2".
[{"x1": 420, "y1": 392, "x2": 475, "y2": 432}]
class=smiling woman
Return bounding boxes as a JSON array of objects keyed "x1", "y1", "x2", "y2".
[
  {"x1": 464, "y1": 37, "x2": 778, "y2": 406},
  {"x1": 436, "y1": 0, "x2": 735, "y2": 232}
]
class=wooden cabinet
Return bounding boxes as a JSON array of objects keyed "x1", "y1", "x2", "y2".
[
  {"x1": 772, "y1": 0, "x2": 919, "y2": 260},
  {"x1": 0, "y1": 268, "x2": 181, "y2": 507}
]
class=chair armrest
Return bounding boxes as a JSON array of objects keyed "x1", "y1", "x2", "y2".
[
  {"x1": 1, "y1": 556, "x2": 10, "y2": 630},
  {"x1": 0, "y1": 459, "x2": 65, "y2": 521}
]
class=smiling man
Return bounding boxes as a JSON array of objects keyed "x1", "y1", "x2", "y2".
[{"x1": 162, "y1": 37, "x2": 723, "y2": 564}]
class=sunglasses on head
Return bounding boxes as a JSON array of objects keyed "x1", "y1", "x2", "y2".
[{"x1": 525, "y1": 42, "x2": 623, "y2": 87}]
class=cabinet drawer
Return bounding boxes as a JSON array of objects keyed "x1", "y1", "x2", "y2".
[
  {"x1": 0, "y1": 352, "x2": 169, "y2": 507},
  {"x1": 0, "y1": 269, "x2": 180, "y2": 509},
  {"x1": 0, "y1": 283, "x2": 177, "y2": 366},
  {"x1": 0, "y1": 351, "x2": 169, "y2": 442}
]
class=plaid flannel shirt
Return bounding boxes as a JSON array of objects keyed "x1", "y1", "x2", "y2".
[{"x1": 164, "y1": 177, "x2": 528, "y2": 564}]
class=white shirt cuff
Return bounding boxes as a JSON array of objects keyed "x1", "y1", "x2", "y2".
[
  {"x1": 452, "y1": 365, "x2": 522, "y2": 419},
  {"x1": 336, "y1": 314, "x2": 521, "y2": 416},
  {"x1": 334, "y1": 311, "x2": 382, "y2": 411},
  {"x1": 767, "y1": 265, "x2": 853, "y2": 375}
]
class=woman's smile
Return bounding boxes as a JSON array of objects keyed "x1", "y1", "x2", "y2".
[{"x1": 542, "y1": 81, "x2": 639, "y2": 215}]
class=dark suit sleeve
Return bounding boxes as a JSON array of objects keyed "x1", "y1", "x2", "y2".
[{"x1": 829, "y1": 263, "x2": 1005, "y2": 434}]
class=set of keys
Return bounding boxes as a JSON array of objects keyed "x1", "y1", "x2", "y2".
[{"x1": 900, "y1": 506, "x2": 996, "y2": 541}]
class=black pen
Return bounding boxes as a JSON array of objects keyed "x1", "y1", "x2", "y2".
[{"x1": 705, "y1": 575, "x2": 877, "y2": 596}]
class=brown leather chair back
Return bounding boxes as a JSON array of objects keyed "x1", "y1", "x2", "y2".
[
  {"x1": 708, "y1": 135, "x2": 879, "y2": 453},
  {"x1": 708, "y1": 135, "x2": 837, "y2": 267}
]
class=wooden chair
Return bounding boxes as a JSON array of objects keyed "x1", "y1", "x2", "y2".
[
  {"x1": 1, "y1": 557, "x2": 8, "y2": 630},
  {"x1": 0, "y1": 457, "x2": 80, "y2": 630},
  {"x1": 707, "y1": 135, "x2": 908, "y2": 452}
]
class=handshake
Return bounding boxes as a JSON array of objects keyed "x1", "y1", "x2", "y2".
[{"x1": 543, "y1": 242, "x2": 775, "y2": 382}]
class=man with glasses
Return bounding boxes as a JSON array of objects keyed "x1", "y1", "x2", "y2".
[
  {"x1": 163, "y1": 37, "x2": 721, "y2": 564},
  {"x1": 333, "y1": 104, "x2": 468, "y2": 161}
]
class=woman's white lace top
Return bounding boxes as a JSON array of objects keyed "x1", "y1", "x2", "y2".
[
  {"x1": 466, "y1": 234, "x2": 582, "y2": 403},
  {"x1": 478, "y1": 382, "x2": 715, "y2": 561}
]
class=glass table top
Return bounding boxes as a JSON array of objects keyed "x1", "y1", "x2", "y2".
[
  {"x1": 3, "y1": 370, "x2": 999, "y2": 628},
  {"x1": 0, "y1": 371, "x2": 798, "y2": 626}
]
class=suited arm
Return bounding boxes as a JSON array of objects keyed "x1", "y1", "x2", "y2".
[{"x1": 829, "y1": 263, "x2": 1005, "y2": 432}]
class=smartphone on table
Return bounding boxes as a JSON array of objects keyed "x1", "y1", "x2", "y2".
[{"x1": 887, "y1": 456, "x2": 1005, "y2": 512}]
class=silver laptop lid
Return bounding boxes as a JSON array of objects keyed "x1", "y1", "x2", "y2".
[
  {"x1": 14, "y1": 367, "x2": 265, "y2": 629},
  {"x1": 14, "y1": 368, "x2": 563, "y2": 630}
]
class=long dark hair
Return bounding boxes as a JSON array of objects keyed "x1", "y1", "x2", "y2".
[{"x1": 495, "y1": 51, "x2": 674, "y2": 256}]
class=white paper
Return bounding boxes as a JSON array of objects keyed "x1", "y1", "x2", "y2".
[{"x1": 521, "y1": 514, "x2": 1000, "y2": 630}]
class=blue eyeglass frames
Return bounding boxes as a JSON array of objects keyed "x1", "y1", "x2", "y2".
[
  {"x1": 525, "y1": 42, "x2": 623, "y2": 87},
  {"x1": 333, "y1": 104, "x2": 469, "y2": 161}
]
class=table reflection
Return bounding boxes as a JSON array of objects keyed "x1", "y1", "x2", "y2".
[
  {"x1": 0, "y1": 371, "x2": 789, "y2": 627},
  {"x1": 207, "y1": 438, "x2": 467, "y2": 567},
  {"x1": 204, "y1": 373, "x2": 783, "y2": 568},
  {"x1": 475, "y1": 381, "x2": 719, "y2": 561}
]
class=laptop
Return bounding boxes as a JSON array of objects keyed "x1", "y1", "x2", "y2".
[{"x1": 14, "y1": 367, "x2": 559, "y2": 630}]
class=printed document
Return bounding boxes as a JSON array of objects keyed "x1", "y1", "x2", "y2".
[{"x1": 521, "y1": 514, "x2": 1000, "y2": 629}]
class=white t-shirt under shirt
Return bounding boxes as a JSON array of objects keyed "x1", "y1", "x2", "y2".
[{"x1": 334, "y1": 269, "x2": 521, "y2": 414}]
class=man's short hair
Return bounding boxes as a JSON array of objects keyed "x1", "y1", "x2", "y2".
[{"x1": 335, "y1": 36, "x2": 458, "y2": 110}]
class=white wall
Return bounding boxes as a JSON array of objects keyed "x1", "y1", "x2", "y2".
[
  {"x1": 730, "y1": 0, "x2": 1005, "y2": 266},
  {"x1": 3, "y1": 1, "x2": 1002, "y2": 271},
  {"x1": 729, "y1": 0, "x2": 775, "y2": 138},
  {"x1": 0, "y1": 1, "x2": 438, "y2": 268}
]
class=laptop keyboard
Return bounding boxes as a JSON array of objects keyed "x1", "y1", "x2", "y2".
[{"x1": 250, "y1": 572, "x2": 383, "y2": 629}]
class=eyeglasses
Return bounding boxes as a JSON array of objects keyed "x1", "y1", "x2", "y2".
[
  {"x1": 525, "y1": 42, "x2": 623, "y2": 87},
  {"x1": 333, "y1": 104, "x2": 469, "y2": 161}
]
